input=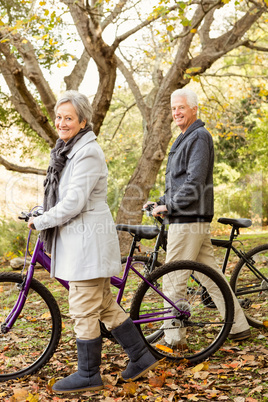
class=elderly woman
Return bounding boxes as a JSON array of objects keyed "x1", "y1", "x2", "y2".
[{"x1": 28, "y1": 90, "x2": 158, "y2": 394}]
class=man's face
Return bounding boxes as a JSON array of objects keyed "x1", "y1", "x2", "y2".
[{"x1": 171, "y1": 96, "x2": 197, "y2": 133}]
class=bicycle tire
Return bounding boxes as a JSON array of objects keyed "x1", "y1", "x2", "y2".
[
  {"x1": 0, "y1": 272, "x2": 62, "y2": 381},
  {"x1": 230, "y1": 243, "x2": 268, "y2": 329},
  {"x1": 130, "y1": 260, "x2": 234, "y2": 365}
]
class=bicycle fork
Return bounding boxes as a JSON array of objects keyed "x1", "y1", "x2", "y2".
[{"x1": 1, "y1": 264, "x2": 35, "y2": 334}]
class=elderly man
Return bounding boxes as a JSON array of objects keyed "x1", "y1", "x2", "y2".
[{"x1": 145, "y1": 88, "x2": 250, "y2": 348}]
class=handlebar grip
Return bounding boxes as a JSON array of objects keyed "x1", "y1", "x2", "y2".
[{"x1": 18, "y1": 212, "x2": 31, "y2": 221}]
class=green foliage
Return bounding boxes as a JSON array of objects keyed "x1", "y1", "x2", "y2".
[
  {"x1": 0, "y1": 218, "x2": 38, "y2": 258},
  {"x1": 98, "y1": 90, "x2": 144, "y2": 217},
  {"x1": 213, "y1": 86, "x2": 268, "y2": 172},
  {"x1": 0, "y1": 95, "x2": 50, "y2": 162},
  {"x1": 237, "y1": 109, "x2": 268, "y2": 174},
  {"x1": 214, "y1": 175, "x2": 268, "y2": 227},
  {"x1": 0, "y1": 0, "x2": 72, "y2": 68}
]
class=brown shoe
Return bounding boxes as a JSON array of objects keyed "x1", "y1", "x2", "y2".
[{"x1": 228, "y1": 329, "x2": 251, "y2": 341}]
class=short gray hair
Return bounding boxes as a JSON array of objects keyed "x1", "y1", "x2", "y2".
[
  {"x1": 171, "y1": 88, "x2": 198, "y2": 108},
  {"x1": 55, "y1": 90, "x2": 93, "y2": 129}
]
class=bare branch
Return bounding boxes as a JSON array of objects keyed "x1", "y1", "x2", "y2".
[
  {"x1": 244, "y1": 41, "x2": 268, "y2": 52},
  {"x1": 64, "y1": 49, "x2": 91, "y2": 90},
  {"x1": 101, "y1": 0, "x2": 128, "y2": 30},
  {"x1": 203, "y1": 72, "x2": 268, "y2": 78},
  {"x1": 111, "y1": 4, "x2": 185, "y2": 50},
  {"x1": 116, "y1": 55, "x2": 149, "y2": 120},
  {"x1": 0, "y1": 155, "x2": 46, "y2": 176},
  {"x1": 110, "y1": 101, "x2": 136, "y2": 141}
]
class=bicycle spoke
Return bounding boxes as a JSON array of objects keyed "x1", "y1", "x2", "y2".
[
  {"x1": 130, "y1": 261, "x2": 234, "y2": 364},
  {"x1": 230, "y1": 244, "x2": 268, "y2": 329},
  {"x1": 0, "y1": 273, "x2": 61, "y2": 381}
]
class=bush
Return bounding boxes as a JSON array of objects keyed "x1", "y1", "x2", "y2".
[{"x1": 0, "y1": 218, "x2": 38, "y2": 260}]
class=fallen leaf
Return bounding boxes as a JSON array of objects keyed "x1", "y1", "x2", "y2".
[
  {"x1": 155, "y1": 343, "x2": 173, "y2": 353},
  {"x1": 187, "y1": 394, "x2": 199, "y2": 400},
  {"x1": 242, "y1": 354, "x2": 255, "y2": 361},
  {"x1": 149, "y1": 373, "x2": 166, "y2": 388},
  {"x1": 248, "y1": 385, "x2": 263, "y2": 395},
  {"x1": 11, "y1": 388, "x2": 29, "y2": 402},
  {"x1": 193, "y1": 371, "x2": 209, "y2": 380},
  {"x1": 26, "y1": 393, "x2": 39, "y2": 402},
  {"x1": 122, "y1": 381, "x2": 138, "y2": 396},
  {"x1": 191, "y1": 362, "x2": 209, "y2": 373}
]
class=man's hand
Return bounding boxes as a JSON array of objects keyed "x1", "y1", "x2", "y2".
[
  {"x1": 152, "y1": 205, "x2": 167, "y2": 217},
  {"x1": 143, "y1": 201, "x2": 157, "y2": 209}
]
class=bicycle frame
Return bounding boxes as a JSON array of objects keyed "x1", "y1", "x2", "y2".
[
  {"x1": 149, "y1": 213, "x2": 266, "y2": 283},
  {"x1": 2, "y1": 230, "x2": 189, "y2": 335}
]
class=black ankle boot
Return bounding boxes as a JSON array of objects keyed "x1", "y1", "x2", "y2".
[
  {"x1": 52, "y1": 336, "x2": 103, "y2": 393},
  {"x1": 111, "y1": 318, "x2": 159, "y2": 381}
]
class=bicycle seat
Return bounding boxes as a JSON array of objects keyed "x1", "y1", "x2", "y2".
[
  {"x1": 116, "y1": 224, "x2": 160, "y2": 239},
  {"x1": 217, "y1": 217, "x2": 252, "y2": 228}
]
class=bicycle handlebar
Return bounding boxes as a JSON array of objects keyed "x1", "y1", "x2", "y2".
[
  {"x1": 142, "y1": 204, "x2": 164, "y2": 224},
  {"x1": 18, "y1": 209, "x2": 43, "y2": 222}
]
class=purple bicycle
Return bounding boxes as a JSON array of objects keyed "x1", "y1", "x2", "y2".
[{"x1": 0, "y1": 209, "x2": 234, "y2": 381}]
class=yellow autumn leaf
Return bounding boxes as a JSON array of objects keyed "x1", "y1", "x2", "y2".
[
  {"x1": 123, "y1": 381, "x2": 138, "y2": 395},
  {"x1": 263, "y1": 320, "x2": 268, "y2": 327},
  {"x1": 26, "y1": 316, "x2": 37, "y2": 322},
  {"x1": 41, "y1": 312, "x2": 51, "y2": 319},
  {"x1": 155, "y1": 343, "x2": 173, "y2": 353},
  {"x1": 191, "y1": 362, "x2": 209, "y2": 373},
  {"x1": 47, "y1": 377, "x2": 56, "y2": 387},
  {"x1": 27, "y1": 393, "x2": 39, "y2": 402},
  {"x1": 190, "y1": 29, "x2": 197, "y2": 33}
]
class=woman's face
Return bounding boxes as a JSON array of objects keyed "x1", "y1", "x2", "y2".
[{"x1": 55, "y1": 102, "x2": 86, "y2": 143}]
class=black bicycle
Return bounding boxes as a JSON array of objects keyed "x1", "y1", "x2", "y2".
[{"x1": 119, "y1": 206, "x2": 268, "y2": 330}]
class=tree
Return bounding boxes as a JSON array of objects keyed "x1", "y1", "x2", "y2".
[{"x1": 0, "y1": 0, "x2": 267, "y2": 227}]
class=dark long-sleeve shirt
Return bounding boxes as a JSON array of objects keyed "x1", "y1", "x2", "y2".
[{"x1": 159, "y1": 119, "x2": 214, "y2": 223}]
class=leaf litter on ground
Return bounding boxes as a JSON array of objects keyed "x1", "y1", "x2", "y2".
[{"x1": 3, "y1": 326, "x2": 268, "y2": 402}]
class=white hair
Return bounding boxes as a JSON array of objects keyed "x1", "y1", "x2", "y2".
[{"x1": 171, "y1": 88, "x2": 198, "y2": 108}]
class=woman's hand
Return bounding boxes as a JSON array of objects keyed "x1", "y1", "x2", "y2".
[{"x1": 27, "y1": 217, "x2": 36, "y2": 230}]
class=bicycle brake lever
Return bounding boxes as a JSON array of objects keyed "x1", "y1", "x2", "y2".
[{"x1": 18, "y1": 212, "x2": 32, "y2": 221}]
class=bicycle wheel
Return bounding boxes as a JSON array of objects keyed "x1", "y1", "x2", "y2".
[
  {"x1": 0, "y1": 272, "x2": 62, "y2": 381},
  {"x1": 130, "y1": 260, "x2": 234, "y2": 364},
  {"x1": 230, "y1": 244, "x2": 268, "y2": 329}
]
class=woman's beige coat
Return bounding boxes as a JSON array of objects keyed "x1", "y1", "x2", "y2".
[{"x1": 34, "y1": 131, "x2": 122, "y2": 281}]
